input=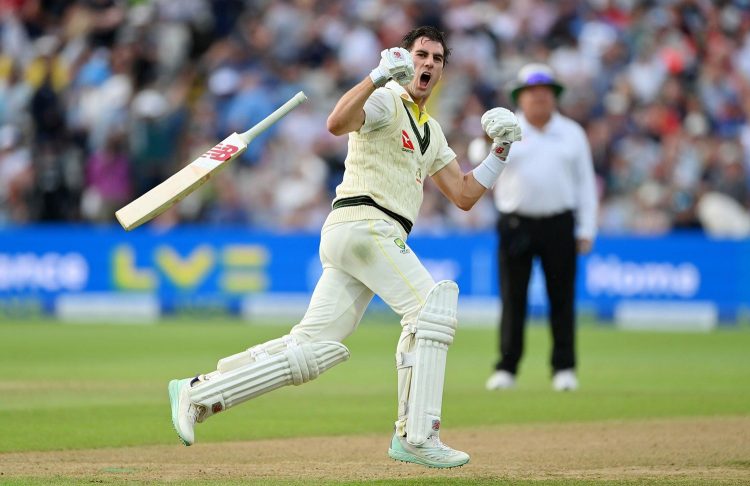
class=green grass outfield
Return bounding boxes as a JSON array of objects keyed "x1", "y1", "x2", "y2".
[
  {"x1": 0, "y1": 317, "x2": 749, "y2": 485},
  {"x1": 2, "y1": 317, "x2": 749, "y2": 451}
]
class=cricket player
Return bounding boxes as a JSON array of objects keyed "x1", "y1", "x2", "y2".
[{"x1": 169, "y1": 26, "x2": 521, "y2": 469}]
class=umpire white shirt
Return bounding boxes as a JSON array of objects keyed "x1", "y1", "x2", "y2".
[{"x1": 493, "y1": 112, "x2": 598, "y2": 240}]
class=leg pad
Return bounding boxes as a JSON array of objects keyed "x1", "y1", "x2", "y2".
[
  {"x1": 395, "y1": 281, "x2": 459, "y2": 445},
  {"x1": 188, "y1": 336, "x2": 349, "y2": 416}
]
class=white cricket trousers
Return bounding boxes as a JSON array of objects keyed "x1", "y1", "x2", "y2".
[{"x1": 290, "y1": 218, "x2": 435, "y2": 343}]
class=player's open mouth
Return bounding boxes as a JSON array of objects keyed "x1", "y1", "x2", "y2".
[{"x1": 418, "y1": 72, "x2": 431, "y2": 89}]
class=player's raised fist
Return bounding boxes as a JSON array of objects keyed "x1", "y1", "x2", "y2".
[
  {"x1": 370, "y1": 47, "x2": 415, "y2": 88},
  {"x1": 481, "y1": 107, "x2": 522, "y2": 143}
]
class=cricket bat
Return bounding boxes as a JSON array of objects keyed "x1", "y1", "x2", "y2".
[{"x1": 115, "y1": 91, "x2": 308, "y2": 231}]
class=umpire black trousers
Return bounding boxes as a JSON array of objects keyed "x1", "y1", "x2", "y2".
[{"x1": 495, "y1": 210, "x2": 577, "y2": 375}]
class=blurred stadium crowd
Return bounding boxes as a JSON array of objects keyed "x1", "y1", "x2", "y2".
[{"x1": 1, "y1": 0, "x2": 750, "y2": 235}]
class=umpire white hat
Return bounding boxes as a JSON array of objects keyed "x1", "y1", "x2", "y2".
[{"x1": 510, "y1": 63, "x2": 564, "y2": 104}]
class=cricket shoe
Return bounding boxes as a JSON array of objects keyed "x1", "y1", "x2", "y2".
[
  {"x1": 168, "y1": 378, "x2": 202, "y2": 446},
  {"x1": 388, "y1": 433, "x2": 470, "y2": 468},
  {"x1": 485, "y1": 370, "x2": 516, "y2": 390},
  {"x1": 552, "y1": 369, "x2": 578, "y2": 391}
]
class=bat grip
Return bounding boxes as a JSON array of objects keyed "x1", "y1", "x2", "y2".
[{"x1": 239, "y1": 91, "x2": 308, "y2": 144}]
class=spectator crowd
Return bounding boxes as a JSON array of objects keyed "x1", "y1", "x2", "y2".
[{"x1": 2, "y1": 0, "x2": 750, "y2": 235}]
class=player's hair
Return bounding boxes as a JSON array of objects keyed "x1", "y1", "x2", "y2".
[{"x1": 401, "y1": 26, "x2": 451, "y2": 65}]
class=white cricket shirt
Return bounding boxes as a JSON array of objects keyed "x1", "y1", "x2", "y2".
[
  {"x1": 493, "y1": 112, "x2": 598, "y2": 239},
  {"x1": 326, "y1": 81, "x2": 456, "y2": 234}
]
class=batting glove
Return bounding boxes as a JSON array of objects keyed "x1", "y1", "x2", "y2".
[
  {"x1": 472, "y1": 108, "x2": 523, "y2": 188},
  {"x1": 489, "y1": 138, "x2": 513, "y2": 162},
  {"x1": 481, "y1": 107, "x2": 522, "y2": 146},
  {"x1": 370, "y1": 47, "x2": 415, "y2": 88}
]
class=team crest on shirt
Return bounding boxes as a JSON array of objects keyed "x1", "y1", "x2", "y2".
[
  {"x1": 401, "y1": 130, "x2": 415, "y2": 153},
  {"x1": 394, "y1": 238, "x2": 410, "y2": 254}
]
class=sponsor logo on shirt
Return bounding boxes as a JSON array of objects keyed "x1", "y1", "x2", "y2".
[{"x1": 401, "y1": 130, "x2": 415, "y2": 152}]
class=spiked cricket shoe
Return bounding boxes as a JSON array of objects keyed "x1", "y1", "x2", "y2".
[
  {"x1": 168, "y1": 378, "x2": 201, "y2": 446},
  {"x1": 485, "y1": 370, "x2": 516, "y2": 390},
  {"x1": 552, "y1": 369, "x2": 579, "y2": 391},
  {"x1": 388, "y1": 433, "x2": 470, "y2": 468}
]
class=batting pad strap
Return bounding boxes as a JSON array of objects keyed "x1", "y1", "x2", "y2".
[
  {"x1": 396, "y1": 351, "x2": 416, "y2": 369},
  {"x1": 188, "y1": 341, "x2": 350, "y2": 415}
]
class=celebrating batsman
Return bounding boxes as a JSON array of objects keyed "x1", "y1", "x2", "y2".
[{"x1": 168, "y1": 26, "x2": 521, "y2": 469}]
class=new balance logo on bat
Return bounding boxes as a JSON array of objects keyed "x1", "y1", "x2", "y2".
[{"x1": 202, "y1": 143, "x2": 240, "y2": 161}]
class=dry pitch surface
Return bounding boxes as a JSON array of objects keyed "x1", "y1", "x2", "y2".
[{"x1": 1, "y1": 417, "x2": 748, "y2": 484}]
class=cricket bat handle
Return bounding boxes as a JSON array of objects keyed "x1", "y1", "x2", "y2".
[{"x1": 238, "y1": 91, "x2": 308, "y2": 144}]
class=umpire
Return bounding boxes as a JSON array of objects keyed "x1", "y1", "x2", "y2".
[{"x1": 485, "y1": 64, "x2": 598, "y2": 392}]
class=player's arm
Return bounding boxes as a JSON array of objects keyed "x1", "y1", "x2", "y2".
[
  {"x1": 326, "y1": 78, "x2": 376, "y2": 135},
  {"x1": 433, "y1": 107, "x2": 522, "y2": 211},
  {"x1": 432, "y1": 159, "x2": 488, "y2": 211},
  {"x1": 327, "y1": 47, "x2": 415, "y2": 136}
]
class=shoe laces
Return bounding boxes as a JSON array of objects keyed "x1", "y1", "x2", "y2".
[{"x1": 426, "y1": 435, "x2": 452, "y2": 451}]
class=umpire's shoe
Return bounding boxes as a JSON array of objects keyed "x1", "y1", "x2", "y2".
[
  {"x1": 168, "y1": 378, "x2": 202, "y2": 446},
  {"x1": 388, "y1": 433, "x2": 470, "y2": 468}
]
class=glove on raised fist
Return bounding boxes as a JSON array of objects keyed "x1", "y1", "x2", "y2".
[
  {"x1": 370, "y1": 48, "x2": 415, "y2": 88},
  {"x1": 481, "y1": 107, "x2": 522, "y2": 143}
]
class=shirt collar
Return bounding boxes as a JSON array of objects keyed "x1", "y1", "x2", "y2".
[{"x1": 386, "y1": 81, "x2": 430, "y2": 125}]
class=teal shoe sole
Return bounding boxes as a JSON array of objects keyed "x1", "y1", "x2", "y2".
[{"x1": 168, "y1": 379, "x2": 191, "y2": 446}]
